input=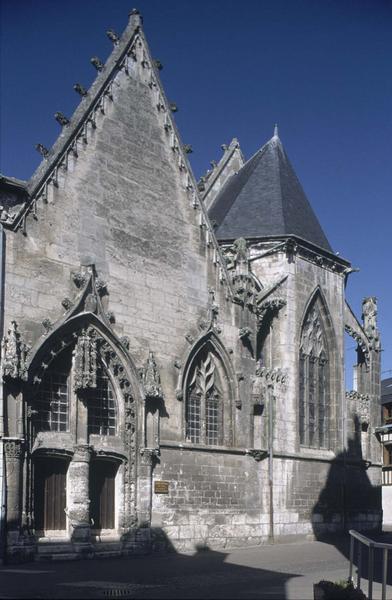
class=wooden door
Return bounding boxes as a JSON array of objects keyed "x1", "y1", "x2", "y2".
[
  {"x1": 34, "y1": 458, "x2": 67, "y2": 531},
  {"x1": 89, "y1": 460, "x2": 117, "y2": 530}
]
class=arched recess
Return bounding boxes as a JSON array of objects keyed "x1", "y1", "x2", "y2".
[
  {"x1": 297, "y1": 287, "x2": 338, "y2": 450},
  {"x1": 24, "y1": 312, "x2": 143, "y2": 530},
  {"x1": 180, "y1": 331, "x2": 237, "y2": 446}
]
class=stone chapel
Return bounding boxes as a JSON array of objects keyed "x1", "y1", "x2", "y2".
[{"x1": 0, "y1": 10, "x2": 382, "y2": 562}]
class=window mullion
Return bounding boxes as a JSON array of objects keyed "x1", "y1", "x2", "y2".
[
  {"x1": 305, "y1": 356, "x2": 309, "y2": 446},
  {"x1": 201, "y1": 393, "x2": 206, "y2": 444}
]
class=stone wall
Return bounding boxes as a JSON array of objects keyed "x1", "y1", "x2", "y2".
[{"x1": 0, "y1": 15, "x2": 382, "y2": 562}]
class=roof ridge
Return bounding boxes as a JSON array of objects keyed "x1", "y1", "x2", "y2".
[
  {"x1": 208, "y1": 143, "x2": 269, "y2": 224},
  {"x1": 27, "y1": 12, "x2": 141, "y2": 197},
  {"x1": 2, "y1": 11, "x2": 235, "y2": 298},
  {"x1": 270, "y1": 136, "x2": 286, "y2": 234},
  {"x1": 200, "y1": 138, "x2": 243, "y2": 197}
]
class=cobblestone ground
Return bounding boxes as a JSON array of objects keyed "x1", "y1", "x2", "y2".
[{"x1": 1, "y1": 537, "x2": 392, "y2": 599}]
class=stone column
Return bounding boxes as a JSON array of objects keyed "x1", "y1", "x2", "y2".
[
  {"x1": 67, "y1": 444, "x2": 92, "y2": 545},
  {"x1": 4, "y1": 439, "x2": 23, "y2": 531},
  {"x1": 4, "y1": 438, "x2": 24, "y2": 560}
]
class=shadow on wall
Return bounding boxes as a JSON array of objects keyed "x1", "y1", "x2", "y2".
[
  {"x1": 0, "y1": 529, "x2": 302, "y2": 600},
  {"x1": 312, "y1": 415, "x2": 381, "y2": 541},
  {"x1": 311, "y1": 415, "x2": 384, "y2": 585}
]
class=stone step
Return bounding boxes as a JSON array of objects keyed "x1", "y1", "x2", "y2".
[{"x1": 36, "y1": 552, "x2": 78, "y2": 562}]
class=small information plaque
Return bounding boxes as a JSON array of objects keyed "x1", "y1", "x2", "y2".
[{"x1": 154, "y1": 480, "x2": 169, "y2": 494}]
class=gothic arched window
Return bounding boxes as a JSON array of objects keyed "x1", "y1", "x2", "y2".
[
  {"x1": 299, "y1": 299, "x2": 329, "y2": 449},
  {"x1": 35, "y1": 350, "x2": 72, "y2": 433},
  {"x1": 186, "y1": 347, "x2": 224, "y2": 445}
]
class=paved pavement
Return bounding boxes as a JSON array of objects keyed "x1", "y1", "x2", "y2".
[{"x1": 1, "y1": 536, "x2": 392, "y2": 599}]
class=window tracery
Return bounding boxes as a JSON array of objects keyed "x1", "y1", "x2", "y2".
[
  {"x1": 186, "y1": 348, "x2": 223, "y2": 445},
  {"x1": 299, "y1": 300, "x2": 329, "y2": 449}
]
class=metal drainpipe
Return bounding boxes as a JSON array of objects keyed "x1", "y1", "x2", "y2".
[
  {"x1": 268, "y1": 383, "x2": 274, "y2": 542},
  {"x1": 0, "y1": 225, "x2": 5, "y2": 563},
  {"x1": 268, "y1": 327, "x2": 274, "y2": 542},
  {"x1": 342, "y1": 317, "x2": 348, "y2": 533}
]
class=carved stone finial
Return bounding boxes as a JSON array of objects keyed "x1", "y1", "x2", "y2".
[
  {"x1": 106, "y1": 311, "x2": 115, "y2": 324},
  {"x1": 169, "y1": 102, "x2": 178, "y2": 113},
  {"x1": 61, "y1": 297, "x2": 73, "y2": 311},
  {"x1": 95, "y1": 277, "x2": 107, "y2": 295},
  {"x1": 273, "y1": 124, "x2": 279, "y2": 138},
  {"x1": 232, "y1": 237, "x2": 248, "y2": 264},
  {"x1": 35, "y1": 143, "x2": 49, "y2": 158},
  {"x1": 42, "y1": 318, "x2": 53, "y2": 334},
  {"x1": 72, "y1": 270, "x2": 88, "y2": 288},
  {"x1": 183, "y1": 144, "x2": 193, "y2": 154},
  {"x1": 0, "y1": 205, "x2": 11, "y2": 223},
  {"x1": 362, "y1": 296, "x2": 381, "y2": 351},
  {"x1": 221, "y1": 143, "x2": 228, "y2": 151},
  {"x1": 284, "y1": 237, "x2": 298, "y2": 258},
  {"x1": 239, "y1": 327, "x2": 252, "y2": 340},
  {"x1": 120, "y1": 336, "x2": 130, "y2": 350},
  {"x1": 362, "y1": 296, "x2": 378, "y2": 333},
  {"x1": 54, "y1": 112, "x2": 70, "y2": 127},
  {"x1": 1, "y1": 321, "x2": 28, "y2": 382},
  {"x1": 90, "y1": 56, "x2": 104, "y2": 71},
  {"x1": 142, "y1": 351, "x2": 163, "y2": 400},
  {"x1": 74, "y1": 83, "x2": 87, "y2": 97},
  {"x1": 153, "y1": 59, "x2": 163, "y2": 70},
  {"x1": 106, "y1": 29, "x2": 119, "y2": 44}
]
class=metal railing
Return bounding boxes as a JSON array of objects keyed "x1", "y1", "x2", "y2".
[{"x1": 349, "y1": 529, "x2": 392, "y2": 600}]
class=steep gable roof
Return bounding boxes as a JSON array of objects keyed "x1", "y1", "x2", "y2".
[
  {"x1": 0, "y1": 10, "x2": 234, "y2": 293},
  {"x1": 208, "y1": 130, "x2": 333, "y2": 253}
]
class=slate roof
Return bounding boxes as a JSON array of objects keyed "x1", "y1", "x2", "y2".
[
  {"x1": 208, "y1": 132, "x2": 333, "y2": 253},
  {"x1": 382, "y1": 377, "x2": 392, "y2": 405}
]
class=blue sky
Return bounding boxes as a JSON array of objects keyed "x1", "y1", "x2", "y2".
[{"x1": 1, "y1": 0, "x2": 391, "y2": 381}]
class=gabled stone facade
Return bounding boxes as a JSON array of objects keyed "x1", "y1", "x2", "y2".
[{"x1": 0, "y1": 10, "x2": 382, "y2": 563}]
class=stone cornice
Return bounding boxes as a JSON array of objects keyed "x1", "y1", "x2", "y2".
[{"x1": 221, "y1": 235, "x2": 351, "y2": 274}]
